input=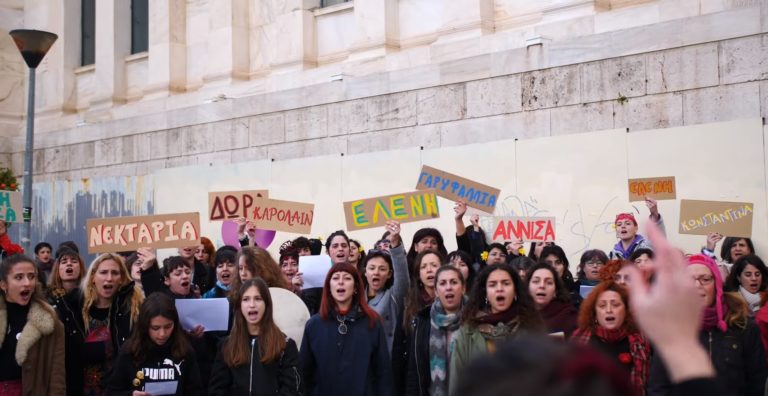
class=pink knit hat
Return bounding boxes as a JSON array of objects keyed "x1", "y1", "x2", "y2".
[{"x1": 687, "y1": 254, "x2": 727, "y2": 332}]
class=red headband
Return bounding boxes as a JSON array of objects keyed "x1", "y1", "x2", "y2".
[{"x1": 615, "y1": 213, "x2": 637, "y2": 225}]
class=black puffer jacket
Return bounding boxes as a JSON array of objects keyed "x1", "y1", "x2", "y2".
[
  {"x1": 405, "y1": 306, "x2": 431, "y2": 396},
  {"x1": 51, "y1": 284, "x2": 139, "y2": 396},
  {"x1": 648, "y1": 320, "x2": 768, "y2": 396},
  {"x1": 208, "y1": 336, "x2": 301, "y2": 396}
]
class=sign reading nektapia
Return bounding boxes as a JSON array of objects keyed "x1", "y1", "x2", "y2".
[
  {"x1": 416, "y1": 165, "x2": 500, "y2": 213},
  {"x1": 679, "y1": 199, "x2": 753, "y2": 238},
  {"x1": 0, "y1": 190, "x2": 22, "y2": 222},
  {"x1": 249, "y1": 197, "x2": 314, "y2": 234},
  {"x1": 344, "y1": 190, "x2": 440, "y2": 230},
  {"x1": 87, "y1": 212, "x2": 201, "y2": 253},
  {"x1": 209, "y1": 190, "x2": 268, "y2": 221}
]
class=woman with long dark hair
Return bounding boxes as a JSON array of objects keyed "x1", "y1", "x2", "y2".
[
  {"x1": 449, "y1": 263, "x2": 543, "y2": 393},
  {"x1": 723, "y1": 255, "x2": 768, "y2": 314},
  {"x1": 209, "y1": 278, "x2": 301, "y2": 395},
  {"x1": 526, "y1": 262, "x2": 577, "y2": 338},
  {"x1": 300, "y1": 263, "x2": 391, "y2": 395},
  {"x1": 107, "y1": 292, "x2": 201, "y2": 395}
]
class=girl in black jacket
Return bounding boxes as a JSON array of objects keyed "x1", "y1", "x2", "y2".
[
  {"x1": 107, "y1": 292, "x2": 202, "y2": 395},
  {"x1": 209, "y1": 278, "x2": 301, "y2": 396}
]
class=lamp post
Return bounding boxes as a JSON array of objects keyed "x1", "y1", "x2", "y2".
[{"x1": 8, "y1": 29, "x2": 57, "y2": 251}]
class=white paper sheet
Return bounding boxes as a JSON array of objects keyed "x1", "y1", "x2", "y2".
[
  {"x1": 175, "y1": 298, "x2": 229, "y2": 332},
  {"x1": 299, "y1": 255, "x2": 332, "y2": 289},
  {"x1": 145, "y1": 380, "x2": 178, "y2": 395}
]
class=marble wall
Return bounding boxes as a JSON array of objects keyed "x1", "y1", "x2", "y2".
[{"x1": 0, "y1": 0, "x2": 765, "y2": 182}]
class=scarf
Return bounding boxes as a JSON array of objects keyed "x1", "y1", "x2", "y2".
[
  {"x1": 420, "y1": 288, "x2": 434, "y2": 309},
  {"x1": 701, "y1": 300, "x2": 729, "y2": 332},
  {"x1": 215, "y1": 280, "x2": 230, "y2": 292},
  {"x1": 428, "y1": 298, "x2": 464, "y2": 396},
  {"x1": 594, "y1": 326, "x2": 628, "y2": 343},
  {"x1": 474, "y1": 305, "x2": 522, "y2": 341},
  {"x1": 580, "y1": 279, "x2": 599, "y2": 287},
  {"x1": 739, "y1": 286, "x2": 762, "y2": 313},
  {"x1": 688, "y1": 254, "x2": 728, "y2": 332},
  {"x1": 612, "y1": 235, "x2": 643, "y2": 259},
  {"x1": 572, "y1": 328, "x2": 650, "y2": 395}
]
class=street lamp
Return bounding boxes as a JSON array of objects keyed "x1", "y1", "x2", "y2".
[{"x1": 9, "y1": 29, "x2": 58, "y2": 250}]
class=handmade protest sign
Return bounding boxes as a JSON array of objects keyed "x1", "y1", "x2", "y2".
[
  {"x1": 416, "y1": 165, "x2": 500, "y2": 213},
  {"x1": 0, "y1": 190, "x2": 22, "y2": 222},
  {"x1": 627, "y1": 177, "x2": 676, "y2": 202},
  {"x1": 249, "y1": 197, "x2": 314, "y2": 234},
  {"x1": 87, "y1": 212, "x2": 200, "y2": 253},
  {"x1": 483, "y1": 216, "x2": 556, "y2": 242},
  {"x1": 209, "y1": 190, "x2": 268, "y2": 221},
  {"x1": 344, "y1": 190, "x2": 440, "y2": 230},
  {"x1": 679, "y1": 199, "x2": 753, "y2": 238}
]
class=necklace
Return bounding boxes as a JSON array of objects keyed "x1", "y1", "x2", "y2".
[{"x1": 336, "y1": 314, "x2": 348, "y2": 335}]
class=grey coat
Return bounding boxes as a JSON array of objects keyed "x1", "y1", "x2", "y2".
[{"x1": 367, "y1": 243, "x2": 409, "y2": 353}]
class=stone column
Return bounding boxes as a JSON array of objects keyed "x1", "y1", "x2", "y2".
[
  {"x1": 437, "y1": 0, "x2": 494, "y2": 42},
  {"x1": 146, "y1": 0, "x2": 187, "y2": 97},
  {"x1": 204, "y1": 0, "x2": 251, "y2": 82},
  {"x1": 251, "y1": 0, "x2": 317, "y2": 74},
  {"x1": 91, "y1": 0, "x2": 130, "y2": 107}
]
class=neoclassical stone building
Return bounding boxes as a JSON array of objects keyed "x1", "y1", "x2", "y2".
[{"x1": 0, "y1": 0, "x2": 766, "y2": 255}]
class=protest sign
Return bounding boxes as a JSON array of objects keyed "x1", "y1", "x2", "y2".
[
  {"x1": 87, "y1": 212, "x2": 201, "y2": 253},
  {"x1": 627, "y1": 176, "x2": 676, "y2": 202},
  {"x1": 416, "y1": 165, "x2": 500, "y2": 213},
  {"x1": 483, "y1": 216, "x2": 556, "y2": 242},
  {"x1": 679, "y1": 199, "x2": 753, "y2": 238},
  {"x1": 209, "y1": 189, "x2": 268, "y2": 220},
  {"x1": 249, "y1": 197, "x2": 314, "y2": 234},
  {"x1": 344, "y1": 190, "x2": 440, "y2": 230},
  {"x1": 0, "y1": 190, "x2": 22, "y2": 222}
]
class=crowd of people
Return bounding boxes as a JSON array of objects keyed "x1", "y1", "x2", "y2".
[{"x1": 0, "y1": 197, "x2": 765, "y2": 395}]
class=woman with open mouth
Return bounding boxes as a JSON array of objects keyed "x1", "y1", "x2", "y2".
[
  {"x1": 402, "y1": 249, "x2": 446, "y2": 342},
  {"x1": 364, "y1": 220, "x2": 409, "y2": 355},
  {"x1": 527, "y1": 262, "x2": 578, "y2": 339},
  {"x1": 406, "y1": 265, "x2": 467, "y2": 396},
  {"x1": 55, "y1": 253, "x2": 144, "y2": 396},
  {"x1": 279, "y1": 247, "x2": 302, "y2": 295},
  {"x1": 203, "y1": 247, "x2": 238, "y2": 299},
  {"x1": 449, "y1": 263, "x2": 544, "y2": 393},
  {"x1": 609, "y1": 198, "x2": 664, "y2": 260},
  {"x1": 107, "y1": 293, "x2": 202, "y2": 395},
  {"x1": 0, "y1": 254, "x2": 66, "y2": 395},
  {"x1": 349, "y1": 239, "x2": 366, "y2": 274},
  {"x1": 300, "y1": 263, "x2": 391, "y2": 395},
  {"x1": 46, "y1": 247, "x2": 85, "y2": 303},
  {"x1": 724, "y1": 255, "x2": 768, "y2": 314},
  {"x1": 539, "y1": 245, "x2": 580, "y2": 306},
  {"x1": 650, "y1": 254, "x2": 768, "y2": 395},
  {"x1": 571, "y1": 281, "x2": 650, "y2": 395},
  {"x1": 705, "y1": 236, "x2": 757, "y2": 278},
  {"x1": 209, "y1": 278, "x2": 301, "y2": 395}
]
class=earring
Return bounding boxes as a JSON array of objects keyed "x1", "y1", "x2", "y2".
[{"x1": 484, "y1": 297, "x2": 489, "y2": 306}]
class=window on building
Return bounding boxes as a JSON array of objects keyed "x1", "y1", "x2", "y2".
[
  {"x1": 81, "y1": 0, "x2": 95, "y2": 66},
  {"x1": 131, "y1": 0, "x2": 149, "y2": 54},
  {"x1": 321, "y1": 0, "x2": 350, "y2": 7}
]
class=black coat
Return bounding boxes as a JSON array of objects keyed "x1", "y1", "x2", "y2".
[
  {"x1": 51, "y1": 284, "x2": 138, "y2": 396},
  {"x1": 300, "y1": 308, "x2": 392, "y2": 396},
  {"x1": 405, "y1": 307, "x2": 431, "y2": 396},
  {"x1": 208, "y1": 336, "x2": 302, "y2": 396},
  {"x1": 107, "y1": 343, "x2": 202, "y2": 396},
  {"x1": 648, "y1": 320, "x2": 768, "y2": 396}
]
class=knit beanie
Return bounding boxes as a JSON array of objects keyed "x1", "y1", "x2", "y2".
[{"x1": 687, "y1": 254, "x2": 727, "y2": 332}]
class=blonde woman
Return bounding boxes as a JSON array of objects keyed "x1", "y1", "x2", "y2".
[{"x1": 54, "y1": 253, "x2": 144, "y2": 396}]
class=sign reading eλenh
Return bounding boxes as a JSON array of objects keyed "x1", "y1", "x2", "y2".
[
  {"x1": 0, "y1": 190, "x2": 22, "y2": 222},
  {"x1": 344, "y1": 190, "x2": 440, "y2": 230},
  {"x1": 416, "y1": 165, "x2": 500, "y2": 213},
  {"x1": 87, "y1": 213, "x2": 201, "y2": 253}
]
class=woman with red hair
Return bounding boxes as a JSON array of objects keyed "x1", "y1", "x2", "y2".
[
  {"x1": 299, "y1": 262, "x2": 391, "y2": 395},
  {"x1": 571, "y1": 281, "x2": 650, "y2": 395}
]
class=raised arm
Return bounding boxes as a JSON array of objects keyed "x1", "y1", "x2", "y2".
[{"x1": 386, "y1": 220, "x2": 410, "y2": 301}]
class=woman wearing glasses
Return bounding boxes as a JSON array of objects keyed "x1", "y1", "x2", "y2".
[
  {"x1": 576, "y1": 249, "x2": 609, "y2": 288},
  {"x1": 610, "y1": 198, "x2": 665, "y2": 260},
  {"x1": 648, "y1": 254, "x2": 768, "y2": 395},
  {"x1": 364, "y1": 220, "x2": 409, "y2": 354}
]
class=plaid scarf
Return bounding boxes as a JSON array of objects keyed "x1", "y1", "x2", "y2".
[
  {"x1": 428, "y1": 298, "x2": 464, "y2": 396},
  {"x1": 571, "y1": 327, "x2": 650, "y2": 396}
]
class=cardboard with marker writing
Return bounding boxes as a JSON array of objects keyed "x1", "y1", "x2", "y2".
[
  {"x1": 87, "y1": 212, "x2": 201, "y2": 253},
  {"x1": 415, "y1": 165, "x2": 500, "y2": 214},
  {"x1": 480, "y1": 216, "x2": 557, "y2": 242},
  {"x1": 678, "y1": 199, "x2": 753, "y2": 238},
  {"x1": 344, "y1": 190, "x2": 440, "y2": 230},
  {"x1": 627, "y1": 177, "x2": 676, "y2": 202},
  {"x1": 0, "y1": 190, "x2": 22, "y2": 222},
  {"x1": 249, "y1": 197, "x2": 314, "y2": 234},
  {"x1": 208, "y1": 190, "x2": 268, "y2": 221}
]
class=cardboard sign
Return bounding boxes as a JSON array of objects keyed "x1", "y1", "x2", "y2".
[
  {"x1": 679, "y1": 199, "x2": 753, "y2": 238},
  {"x1": 0, "y1": 190, "x2": 22, "y2": 222},
  {"x1": 628, "y1": 176, "x2": 676, "y2": 202},
  {"x1": 209, "y1": 190, "x2": 268, "y2": 221},
  {"x1": 87, "y1": 213, "x2": 201, "y2": 253},
  {"x1": 249, "y1": 197, "x2": 314, "y2": 234},
  {"x1": 416, "y1": 165, "x2": 500, "y2": 213},
  {"x1": 344, "y1": 190, "x2": 440, "y2": 230},
  {"x1": 484, "y1": 216, "x2": 556, "y2": 242}
]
